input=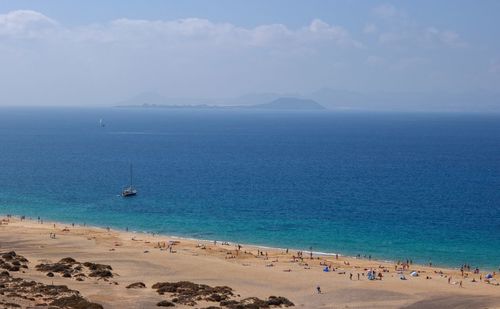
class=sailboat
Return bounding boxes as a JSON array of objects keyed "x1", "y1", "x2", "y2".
[
  {"x1": 99, "y1": 118, "x2": 106, "y2": 127},
  {"x1": 122, "y1": 163, "x2": 137, "y2": 197}
]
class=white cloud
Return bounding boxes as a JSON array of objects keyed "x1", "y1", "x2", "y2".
[
  {"x1": 248, "y1": 23, "x2": 291, "y2": 46},
  {"x1": 67, "y1": 18, "x2": 243, "y2": 45},
  {"x1": 302, "y1": 19, "x2": 362, "y2": 48},
  {"x1": 0, "y1": 10, "x2": 57, "y2": 38},
  {"x1": 0, "y1": 10, "x2": 361, "y2": 51},
  {"x1": 97, "y1": 17, "x2": 361, "y2": 48}
]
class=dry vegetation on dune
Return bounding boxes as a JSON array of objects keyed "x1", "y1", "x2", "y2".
[
  {"x1": 0, "y1": 253, "x2": 103, "y2": 309},
  {"x1": 0, "y1": 250, "x2": 295, "y2": 309}
]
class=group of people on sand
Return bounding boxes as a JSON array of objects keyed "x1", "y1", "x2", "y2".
[
  {"x1": 155, "y1": 241, "x2": 175, "y2": 253},
  {"x1": 315, "y1": 268, "x2": 379, "y2": 295},
  {"x1": 290, "y1": 251, "x2": 309, "y2": 262},
  {"x1": 356, "y1": 254, "x2": 373, "y2": 260},
  {"x1": 367, "y1": 269, "x2": 384, "y2": 280},
  {"x1": 395, "y1": 259, "x2": 413, "y2": 271},
  {"x1": 447, "y1": 276, "x2": 463, "y2": 287},
  {"x1": 256, "y1": 250, "x2": 269, "y2": 258},
  {"x1": 460, "y1": 264, "x2": 481, "y2": 275}
]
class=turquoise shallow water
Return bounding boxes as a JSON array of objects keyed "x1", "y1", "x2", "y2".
[{"x1": 0, "y1": 107, "x2": 499, "y2": 270}]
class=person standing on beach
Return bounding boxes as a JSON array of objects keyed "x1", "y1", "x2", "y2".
[{"x1": 316, "y1": 285, "x2": 321, "y2": 294}]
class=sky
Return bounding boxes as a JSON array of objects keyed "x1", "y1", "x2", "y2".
[{"x1": 0, "y1": 0, "x2": 499, "y2": 110}]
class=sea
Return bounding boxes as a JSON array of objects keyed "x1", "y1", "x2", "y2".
[{"x1": 0, "y1": 107, "x2": 499, "y2": 270}]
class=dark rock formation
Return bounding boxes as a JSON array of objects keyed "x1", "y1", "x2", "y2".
[
  {"x1": 152, "y1": 281, "x2": 294, "y2": 308},
  {"x1": 126, "y1": 282, "x2": 146, "y2": 289}
]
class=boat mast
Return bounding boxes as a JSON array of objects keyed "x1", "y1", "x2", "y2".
[{"x1": 130, "y1": 163, "x2": 133, "y2": 187}]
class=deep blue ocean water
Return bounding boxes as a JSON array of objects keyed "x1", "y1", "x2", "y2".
[{"x1": 0, "y1": 107, "x2": 499, "y2": 269}]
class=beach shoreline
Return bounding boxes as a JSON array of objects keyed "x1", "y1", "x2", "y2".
[
  {"x1": 2, "y1": 212, "x2": 497, "y2": 272},
  {"x1": 1, "y1": 214, "x2": 499, "y2": 308}
]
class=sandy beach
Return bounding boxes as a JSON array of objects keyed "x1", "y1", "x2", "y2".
[{"x1": 0, "y1": 215, "x2": 499, "y2": 309}]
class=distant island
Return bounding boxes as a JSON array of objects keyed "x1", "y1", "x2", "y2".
[
  {"x1": 250, "y1": 97, "x2": 325, "y2": 110},
  {"x1": 116, "y1": 97, "x2": 326, "y2": 111}
]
